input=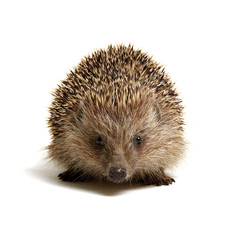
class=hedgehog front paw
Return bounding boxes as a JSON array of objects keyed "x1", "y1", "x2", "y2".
[
  {"x1": 156, "y1": 176, "x2": 175, "y2": 186},
  {"x1": 58, "y1": 170, "x2": 85, "y2": 182},
  {"x1": 142, "y1": 173, "x2": 175, "y2": 186}
]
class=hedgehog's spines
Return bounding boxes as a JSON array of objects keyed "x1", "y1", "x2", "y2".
[{"x1": 48, "y1": 44, "x2": 184, "y2": 138}]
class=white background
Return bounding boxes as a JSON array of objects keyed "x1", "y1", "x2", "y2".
[{"x1": 0, "y1": 0, "x2": 236, "y2": 239}]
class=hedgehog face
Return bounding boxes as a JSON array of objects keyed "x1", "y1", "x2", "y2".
[{"x1": 60, "y1": 88, "x2": 183, "y2": 183}]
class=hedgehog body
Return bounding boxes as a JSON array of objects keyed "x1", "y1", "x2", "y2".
[{"x1": 48, "y1": 45, "x2": 185, "y2": 186}]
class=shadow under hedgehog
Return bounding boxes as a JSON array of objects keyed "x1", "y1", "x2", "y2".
[{"x1": 47, "y1": 44, "x2": 186, "y2": 186}]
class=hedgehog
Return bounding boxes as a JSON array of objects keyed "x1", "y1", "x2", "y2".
[{"x1": 47, "y1": 44, "x2": 185, "y2": 186}]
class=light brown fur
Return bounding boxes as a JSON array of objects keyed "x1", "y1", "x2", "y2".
[{"x1": 48, "y1": 44, "x2": 185, "y2": 186}]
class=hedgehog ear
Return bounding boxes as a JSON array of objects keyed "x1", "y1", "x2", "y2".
[
  {"x1": 75, "y1": 107, "x2": 84, "y2": 122},
  {"x1": 70, "y1": 106, "x2": 84, "y2": 127},
  {"x1": 153, "y1": 102, "x2": 162, "y2": 121}
]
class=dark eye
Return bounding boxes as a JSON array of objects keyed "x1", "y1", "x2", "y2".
[
  {"x1": 135, "y1": 136, "x2": 142, "y2": 146},
  {"x1": 96, "y1": 136, "x2": 104, "y2": 146}
]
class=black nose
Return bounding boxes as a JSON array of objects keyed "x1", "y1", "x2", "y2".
[{"x1": 108, "y1": 167, "x2": 126, "y2": 182}]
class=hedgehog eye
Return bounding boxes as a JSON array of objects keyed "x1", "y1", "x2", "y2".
[
  {"x1": 96, "y1": 136, "x2": 104, "y2": 146},
  {"x1": 135, "y1": 136, "x2": 142, "y2": 146}
]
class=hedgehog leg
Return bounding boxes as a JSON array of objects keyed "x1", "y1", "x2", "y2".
[
  {"x1": 58, "y1": 169, "x2": 87, "y2": 182},
  {"x1": 142, "y1": 168, "x2": 175, "y2": 186}
]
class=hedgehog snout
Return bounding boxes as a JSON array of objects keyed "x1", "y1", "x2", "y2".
[
  {"x1": 107, "y1": 153, "x2": 128, "y2": 182},
  {"x1": 108, "y1": 167, "x2": 126, "y2": 182}
]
